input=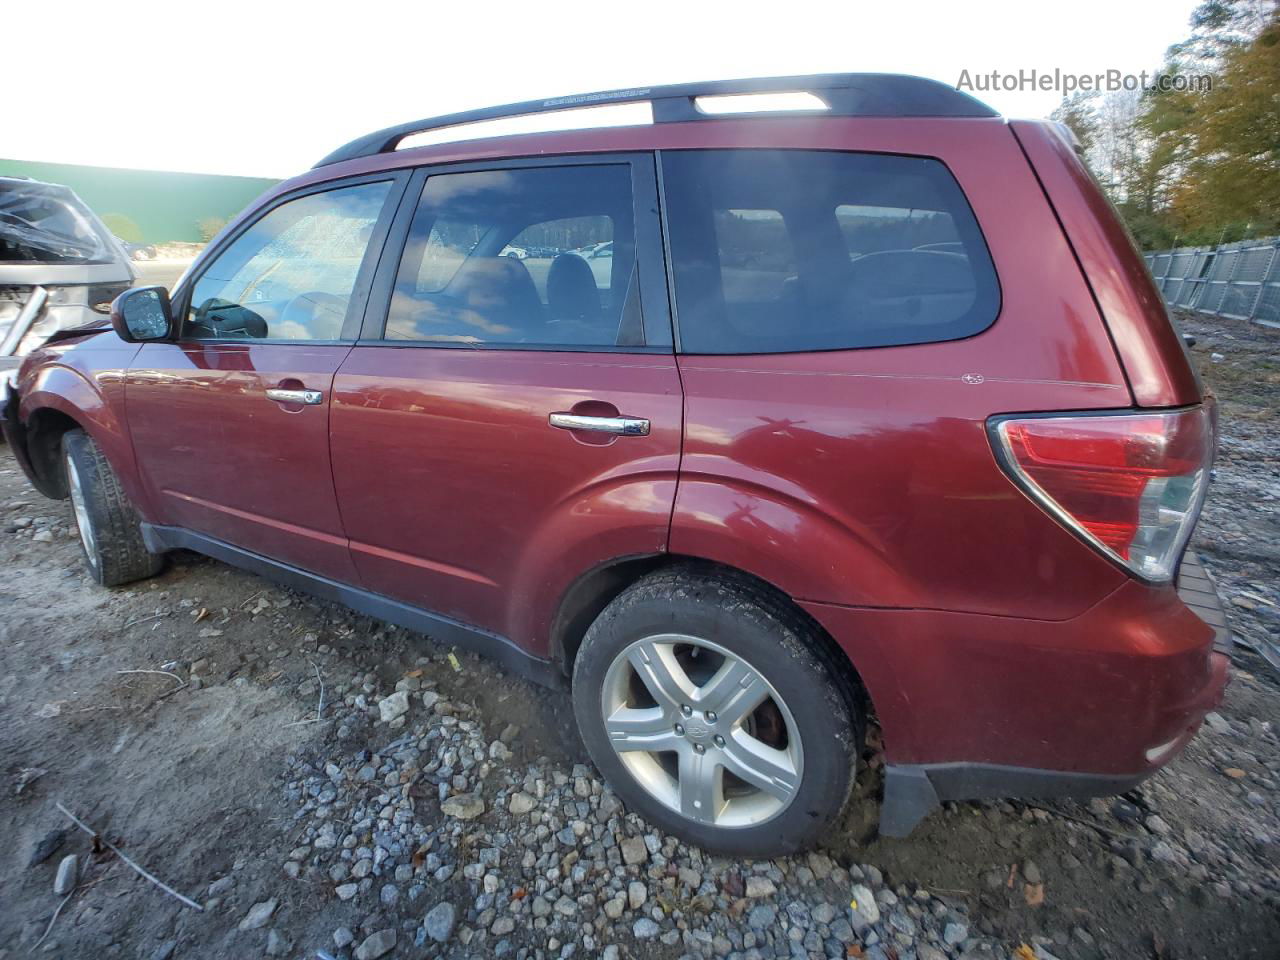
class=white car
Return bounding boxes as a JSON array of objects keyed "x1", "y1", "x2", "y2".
[{"x1": 1, "y1": 177, "x2": 136, "y2": 376}]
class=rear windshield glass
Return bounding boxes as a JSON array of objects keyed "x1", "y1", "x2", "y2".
[
  {"x1": 0, "y1": 182, "x2": 112, "y2": 264},
  {"x1": 660, "y1": 150, "x2": 1000, "y2": 354}
]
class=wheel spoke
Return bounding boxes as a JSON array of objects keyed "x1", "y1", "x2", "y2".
[
  {"x1": 721, "y1": 730, "x2": 800, "y2": 803},
  {"x1": 677, "y1": 747, "x2": 723, "y2": 823},
  {"x1": 627, "y1": 640, "x2": 695, "y2": 711},
  {"x1": 604, "y1": 706, "x2": 682, "y2": 753},
  {"x1": 695, "y1": 656, "x2": 766, "y2": 725}
]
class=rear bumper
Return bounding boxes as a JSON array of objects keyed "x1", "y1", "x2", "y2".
[{"x1": 802, "y1": 552, "x2": 1231, "y2": 836}]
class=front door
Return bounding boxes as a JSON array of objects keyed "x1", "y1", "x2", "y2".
[
  {"x1": 330, "y1": 156, "x2": 681, "y2": 650},
  {"x1": 128, "y1": 176, "x2": 402, "y2": 582}
]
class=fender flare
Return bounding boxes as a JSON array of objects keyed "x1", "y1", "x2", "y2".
[{"x1": 19, "y1": 364, "x2": 150, "y2": 514}]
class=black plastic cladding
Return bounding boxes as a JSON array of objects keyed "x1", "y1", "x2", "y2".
[{"x1": 314, "y1": 73, "x2": 999, "y2": 168}]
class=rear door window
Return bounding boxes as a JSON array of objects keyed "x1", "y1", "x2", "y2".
[
  {"x1": 385, "y1": 165, "x2": 646, "y2": 348},
  {"x1": 660, "y1": 150, "x2": 999, "y2": 353}
]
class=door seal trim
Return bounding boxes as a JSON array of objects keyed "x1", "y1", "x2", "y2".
[{"x1": 140, "y1": 523, "x2": 565, "y2": 690}]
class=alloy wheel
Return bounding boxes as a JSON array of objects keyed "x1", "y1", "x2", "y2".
[
  {"x1": 65, "y1": 452, "x2": 96, "y2": 561},
  {"x1": 600, "y1": 633, "x2": 803, "y2": 828}
]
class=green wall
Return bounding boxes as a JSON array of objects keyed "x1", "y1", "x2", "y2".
[{"x1": 0, "y1": 158, "x2": 279, "y2": 244}]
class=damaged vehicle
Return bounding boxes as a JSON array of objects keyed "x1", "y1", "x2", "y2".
[
  {"x1": 1, "y1": 75, "x2": 1233, "y2": 855},
  {"x1": 1, "y1": 176, "x2": 136, "y2": 391}
]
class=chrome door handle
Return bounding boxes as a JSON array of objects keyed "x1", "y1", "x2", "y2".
[
  {"x1": 549, "y1": 412, "x2": 650, "y2": 436},
  {"x1": 266, "y1": 388, "x2": 324, "y2": 405}
]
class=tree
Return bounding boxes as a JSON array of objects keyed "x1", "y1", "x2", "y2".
[
  {"x1": 1173, "y1": 13, "x2": 1280, "y2": 239},
  {"x1": 1050, "y1": 93, "x2": 1100, "y2": 156},
  {"x1": 1047, "y1": 0, "x2": 1278, "y2": 247},
  {"x1": 197, "y1": 216, "x2": 229, "y2": 242}
]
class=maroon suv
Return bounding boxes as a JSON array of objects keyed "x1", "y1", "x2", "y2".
[{"x1": 1, "y1": 75, "x2": 1230, "y2": 854}]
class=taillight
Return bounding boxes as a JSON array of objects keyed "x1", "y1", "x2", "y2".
[{"x1": 991, "y1": 407, "x2": 1213, "y2": 582}]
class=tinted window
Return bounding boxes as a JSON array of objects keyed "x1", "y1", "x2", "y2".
[
  {"x1": 661, "y1": 151, "x2": 999, "y2": 353},
  {"x1": 386, "y1": 165, "x2": 641, "y2": 348},
  {"x1": 186, "y1": 181, "x2": 391, "y2": 340}
]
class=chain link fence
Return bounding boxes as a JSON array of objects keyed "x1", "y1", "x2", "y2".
[{"x1": 1144, "y1": 237, "x2": 1280, "y2": 327}]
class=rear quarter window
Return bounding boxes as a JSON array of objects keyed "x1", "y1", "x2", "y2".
[{"x1": 660, "y1": 150, "x2": 1000, "y2": 353}]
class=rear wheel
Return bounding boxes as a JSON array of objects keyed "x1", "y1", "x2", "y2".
[
  {"x1": 62, "y1": 430, "x2": 164, "y2": 586},
  {"x1": 572, "y1": 567, "x2": 861, "y2": 855}
]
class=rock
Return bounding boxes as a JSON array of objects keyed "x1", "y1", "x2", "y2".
[
  {"x1": 508, "y1": 792, "x2": 537, "y2": 815},
  {"x1": 335, "y1": 883, "x2": 359, "y2": 901},
  {"x1": 849, "y1": 884, "x2": 880, "y2": 930},
  {"x1": 619, "y1": 836, "x2": 648, "y2": 865},
  {"x1": 745, "y1": 876, "x2": 776, "y2": 898},
  {"x1": 1146, "y1": 815, "x2": 1172, "y2": 836},
  {"x1": 32, "y1": 529, "x2": 53, "y2": 542},
  {"x1": 380, "y1": 883, "x2": 399, "y2": 905},
  {"x1": 748, "y1": 904, "x2": 777, "y2": 928},
  {"x1": 27, "y1": 829, "x2": 66, "y2": 868},
  {"x1": 1151, "y1": 841, "x2": 1179, "y2": 863},
  {"x1": 238, "y1": 898, "x2": 277, "y2": 931},
  {"x1": 379, "y1": 691, "x2": 410, "y2": 723},
  {"x1": 265, "y1": 929, "x2": 289, "y2": 956},
  {"x1": 628, "y1": 880, "x2": 648, "y2": 910},
  {"x1": 492, "y1": 916, "x2": 516, "y2": 935},
  {"x1": 441, "y1": 793, "x2": 485, "y2": 820},
  {"x1": 355, "y1": 928, "x2": 397, "y2": 960},
  {"x1": 633, "y1": 917, "x2": 660, "y2": 939},
  {"x1": 807, "y1": 852, "x2": 835, "y2": 880},
  {"x1": 604, "y1": 897, "x2": 625, "y2": 919},
  {"x1": 333, "y1": 927, "x2": 355, "y2": 948},
  {"x1": 149, "y1": 940, "x2": 177, "y2": 960},
  {"x1": 944, "y1": 921, "x2": 969, "y2": 945},
  {"x1": 425, "y1": 902, "x2": 458, "y2": 943},
  {"x1": 53, "y1": 854, "x2": 78, "y2": 895},
  {"x1": 207, "y1": 875, "x2": 235, "y2": 896},
  {"x1": 1204, "y1": 712, "x2": 1232, "y2": 735},
  {"x1": 1023, "y1": 859, "x2": 1042, "y2": 884}
]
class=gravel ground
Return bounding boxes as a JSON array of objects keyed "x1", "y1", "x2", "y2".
[{"x1": 0, "y1": 310, "x2": 1276, "y2": 960}]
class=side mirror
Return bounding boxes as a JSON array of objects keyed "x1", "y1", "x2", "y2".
[{"x1": 111, "y1": 286, "x2": 173, "y2": 342}]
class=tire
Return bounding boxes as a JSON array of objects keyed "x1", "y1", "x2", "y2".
[
  {"x1": 572, "y1": 567, "x2": 862, "y2": 856},
  {"x1": 62, "y1": 429, "x2": 164, "y2": 586}
]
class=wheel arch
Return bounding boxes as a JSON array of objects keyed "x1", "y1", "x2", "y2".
[
  {"x1": 20, "y1": 405, "x2": 84, "y2": 498},
  {"x1": 16, "y1": 362, "x2": 152, "y2": 516},
  {"x1": 551, "y1": 553, "x2": 873, "y2": 734}
]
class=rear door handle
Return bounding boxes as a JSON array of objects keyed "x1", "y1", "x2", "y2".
[
  {"x1": 548, "y1": 412, "x2": 650, "y2": 436},
  {"x1": 266, "y1": 388, "x2": 324, "y2": 405}
]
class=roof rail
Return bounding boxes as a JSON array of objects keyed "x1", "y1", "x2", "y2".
[{"x1": 314, "y1": 73, "x2": 997, "y2": 168}]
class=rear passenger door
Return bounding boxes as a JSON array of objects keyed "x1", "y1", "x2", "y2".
[{"x1": 330, "y1": 155, "x2": 679, "y2": 651}]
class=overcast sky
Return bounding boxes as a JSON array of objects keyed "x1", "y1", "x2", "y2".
[{"x1": 5, "y1": 0, "x2": 1201, "y2": 179}]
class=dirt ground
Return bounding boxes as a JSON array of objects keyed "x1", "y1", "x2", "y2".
[{"x1": 0, "y1": 311, "x2": 1276, "y2": 960}]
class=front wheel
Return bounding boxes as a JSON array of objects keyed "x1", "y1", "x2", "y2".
[
  {"x1": 572, "y1": 568, "x2": 862, "y2": 856},
  {"x1": 62, "y1": 430, "x2": 164, "y2": 586}
]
